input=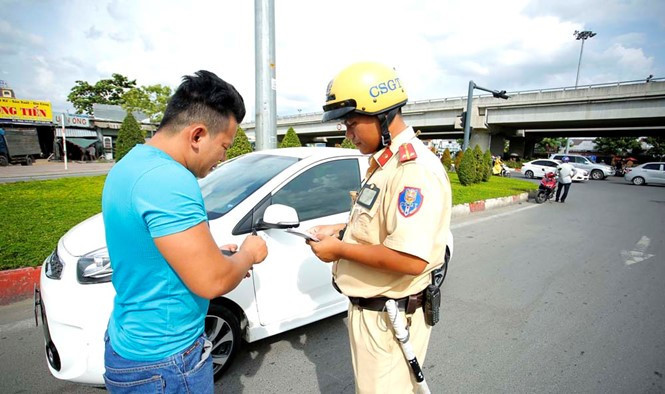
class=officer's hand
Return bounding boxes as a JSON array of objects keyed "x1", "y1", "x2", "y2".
[
  {"x1": 240, "y1": 235, "x2": 268, "y2": 264},
  {"x1": 307, "y1": 234, "x2": 341, "y2": 263},
  {"x1": 308, "y1": 224, "x2": 343, "y2": 238}
]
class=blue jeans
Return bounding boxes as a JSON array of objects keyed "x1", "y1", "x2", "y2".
[{"x1": 104, "y1": 332, "x2": 213, "y2": 393}]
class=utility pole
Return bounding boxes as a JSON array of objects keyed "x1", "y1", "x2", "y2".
[
  {"x1": 566, "y1": 30, "x2": 596, "y2": 154},
  {"x1": 254, "y1": 0, "x2": 277, "y2": 150},
  {"x1": 461, "y1": 81, "x2": 509, "y2": 151}
]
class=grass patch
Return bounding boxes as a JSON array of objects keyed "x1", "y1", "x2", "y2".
[
  {"x1": 450, "y1": 172, "x2": 537, "y2": 205},
  {"x1": 0, "y1": 176, "x2": 105, "y2": 270},
  {"x1": 0, "y1": 172, "x2": 537, "y2": 270}
]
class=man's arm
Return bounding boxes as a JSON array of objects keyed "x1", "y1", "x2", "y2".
[{"x1": 154, "y1": 222, "x2": 267, "y2": 299}]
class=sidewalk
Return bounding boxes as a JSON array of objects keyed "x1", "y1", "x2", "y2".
[
  {"x1": 0, "y1": 159, "x2": 114, "y2": 183},
  {"x1": 0, "y1": 191, "x2": 532, "y2": 305}
]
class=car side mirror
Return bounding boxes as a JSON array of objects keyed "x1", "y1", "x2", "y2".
[{"x1": 258, "y1": 204, "x2": 300, "y2": 229}]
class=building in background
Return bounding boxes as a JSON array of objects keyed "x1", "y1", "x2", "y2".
[
  {"x1": 0, "y1": 90, "x2": 54, "y2": 165},
  {"x1": 53, "y1": 113, "x2": 98, "y2": 161},
  {"x1": 92, "y1": 104, "x2": 157, "y2": 160}
]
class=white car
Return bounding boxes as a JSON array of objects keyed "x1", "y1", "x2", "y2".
[
  {"x1": 35, "y1": 147, "x2": 454, "y2": 386},
  {"x1": 521, "y1": 159, "x2": 589, "y2": 181}
]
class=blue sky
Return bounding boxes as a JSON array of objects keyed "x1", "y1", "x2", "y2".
[{"x1": 2, "y1": 0, "x2": 663, "y2": 118}]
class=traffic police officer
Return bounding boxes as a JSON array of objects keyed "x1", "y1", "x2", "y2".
[{"x1": 307, "y1": 62, "x2": 452, "y2": 393}]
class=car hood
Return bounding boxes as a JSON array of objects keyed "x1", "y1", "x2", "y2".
[{"x1": 61, "y1": 213, "x2": 107, "y2": 257}]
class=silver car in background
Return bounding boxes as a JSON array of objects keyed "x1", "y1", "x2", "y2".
[
  {"x1": 624, "y1": 162, "x2": 665, "y2": 185},
  {"x1": 550, "y1": 154, "x2": 614, "y2": 180}
]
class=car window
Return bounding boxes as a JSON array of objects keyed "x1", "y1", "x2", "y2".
[
  {"x1": 272, "y1": 159, "x2": 361, "y2": 222},
  {"x1": 532, "y1": 160, "x2": 547, "y2": 166},
  {"x1": 200, "y1": 154, "x2": 299, "y2": 218},
  {"x1": 643, "y1": 164, "x2": 660, "y2": 170},
  {"x1": 543, "y1": 161, "x2": 557, "y2": 167}
]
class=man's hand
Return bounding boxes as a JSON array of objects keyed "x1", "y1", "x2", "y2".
[
  {"x1": 307, "y1": 234, "x2": 343, "y2": 263},
  {"x1": 220, "y1": 244, "x2": 238, "y2": 253},
  {"x1": 239, "y1": 234, "x2": 268, "y2": 264}
]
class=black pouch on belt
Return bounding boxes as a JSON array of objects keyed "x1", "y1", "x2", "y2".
[{"x1": 423, "y1": 284, "x2": 441, "y2": 326}]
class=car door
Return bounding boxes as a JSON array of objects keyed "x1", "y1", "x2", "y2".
[
  {"x1": 642, "y1": 163, "x2": 663, "y2": 184},
  {"x1": 531, "y1": 160, "x2": 550, "y2": 177},
  {"x1": 251, "y1": 158, "x2": 362, "y2": 326},
  {"x1": 656, "y1": 164, "x2": 665, "y2": 184}
]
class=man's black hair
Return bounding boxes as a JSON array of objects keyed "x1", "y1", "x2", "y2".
[{"x1": 158, "y1": 70, "x2": 245, "y2": 135}]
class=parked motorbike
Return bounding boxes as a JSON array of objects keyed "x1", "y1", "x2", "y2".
[{"x1": 535, "y1": 172, "x2": 557, "y2": 204}]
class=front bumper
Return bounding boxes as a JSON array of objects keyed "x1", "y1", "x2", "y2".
[{"x1": 38, "y1": 239, "x2": 113, "y2": 385}]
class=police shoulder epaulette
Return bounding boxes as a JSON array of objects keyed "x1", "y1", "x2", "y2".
[{"x1": 398, "y1": 143, "x2": 417, "y2": 163}]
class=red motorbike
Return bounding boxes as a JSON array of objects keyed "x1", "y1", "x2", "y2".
[{"x1": 535, "y1": 172, "x2": 557, "y2": 204}]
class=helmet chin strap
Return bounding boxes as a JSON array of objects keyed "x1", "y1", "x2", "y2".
[{"x1": 375, "y1": 108, "x2": 399, "y2": 150}]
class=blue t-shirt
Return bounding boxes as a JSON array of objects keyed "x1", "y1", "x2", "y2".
[{"x1": 102, "y1": 144, "x2": 209, "y2": 361}]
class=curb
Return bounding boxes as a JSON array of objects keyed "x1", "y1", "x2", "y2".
[
  {"x1": 451, "y1": 192, "x2": 529, "y2": 217},
  {"x1": 0, "y1": 192, "x2": 531, "y2": 305},
  {"x1": 0, "y1": 266, "x2": 41, "y2": 305}
]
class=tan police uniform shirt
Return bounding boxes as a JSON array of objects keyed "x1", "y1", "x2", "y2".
[{"x1": 333, "y1": 126, "x2": 452, "y2": 299}]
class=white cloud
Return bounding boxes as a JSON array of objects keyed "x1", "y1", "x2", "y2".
[{"x1": 1, "y1": 0, "x2": 663, "y2": 115}]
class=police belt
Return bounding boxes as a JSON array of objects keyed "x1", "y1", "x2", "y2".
[{"x1": 348, "y1": 292, "x2": 424, "y2": 315}]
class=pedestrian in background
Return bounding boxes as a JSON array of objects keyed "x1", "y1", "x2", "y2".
[
  {"x1": 101, "y1": 70, "x2": 267, "y2": 393},
  {"x1": 307, "y1": 62, "x2": 452, "y2": 393},
  {"x1": 556, "y1": 156, "x2": 577, "y2": 203}
]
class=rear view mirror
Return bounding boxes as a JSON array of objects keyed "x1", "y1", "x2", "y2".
[{"x1": 259, "y1": 204, "x2": 300, "y2": 229}]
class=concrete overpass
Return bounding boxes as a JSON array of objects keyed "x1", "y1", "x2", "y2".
[{"x1": 240, "y1": 78, "x2": 665, "y2": 155}]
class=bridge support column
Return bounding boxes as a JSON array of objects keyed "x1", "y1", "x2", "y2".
[
  {"x1": 469, "y1": 129, "x2": 491, "y2": 152},
  {"x1": 490, "y1": 135, "x2": 506, "y2": 156},
  {"x1": 508, "y1": 137, "x2": 525, "y2": 158}
]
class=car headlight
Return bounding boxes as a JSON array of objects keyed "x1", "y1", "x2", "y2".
[
  {"x1": 45, "y1": 248, "x2": 64, "y2": 280},
  {"x1": 76, "y1": 248, "x2": 112, "y2": 284}
]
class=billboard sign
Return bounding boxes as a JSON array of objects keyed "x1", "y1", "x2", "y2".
[{"x1": 0, "y1": 97, "x2": 53, "y2": 124}]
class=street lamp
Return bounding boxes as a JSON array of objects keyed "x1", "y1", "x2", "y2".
[
  {"x1": 566, "y1": 30, "x2": 596, "y2": 153},
  {"x1": 461, "y1": 81, "x2": 509, "y2": 151}
]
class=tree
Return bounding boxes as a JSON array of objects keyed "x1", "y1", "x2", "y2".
[
  {"x1": 227, "y1": 127, "x2": 253, "y2": 159},
  {"x1": 114, "y1": 113, "x2": 145, "y2": 162},
  {"x1": 67, "y1": 73, "x2": 137, "y2": 115},
  {"x1": 279, "y1": 127, "x2": 302, "y2": 148},
  {"x1": 473, "y1": 145, "x2": 484, "y2": 183},
  {"x1": 122, "y1": 84, "x2": 172, "y2": 123},
  {"x1": 535, "y1": 137, "x2": 567, "y2": 154},
  {"x1": 441, "y1": 148, "x2": 452, "y2": 171},
  {"x1": 458, "y1": 148, "x2": 477, "y2": 186},
  {"x1": 340, "y1": 138, "x2": 356, "y2": 149},
  {"x1": 645, "y1": 136, "x2": 665, "y2": 159},
  {"x1": 482, "y1": 150, "x2": 492, "y2": 182},
  {"x1": 454, "y1": 149, "x2": 464, "y2": 171},
  {"x1": 594, "y1": 137, "x2": 641, "y2": 156}
]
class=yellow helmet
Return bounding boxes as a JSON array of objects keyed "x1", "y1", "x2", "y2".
[{"x1": 322, "y1": 62, "x2": 408, "y2": 122}]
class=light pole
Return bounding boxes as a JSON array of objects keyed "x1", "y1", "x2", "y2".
[
  {"x1": 566, "y1": 30, "x2": 596, "y2": 153},
  {"x1": 461, "y1": 81, "x2": 509, "y2": 151}
]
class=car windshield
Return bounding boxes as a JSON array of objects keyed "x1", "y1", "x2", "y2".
[{"x1": 199, "y1": 154, "x2": 299, "y2": 219}]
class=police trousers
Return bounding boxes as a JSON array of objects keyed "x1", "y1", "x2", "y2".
[{"x1": 347, "y1": 303, "x2": 431, "y2": 394}]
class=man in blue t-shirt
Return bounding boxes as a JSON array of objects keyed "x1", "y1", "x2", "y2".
[{"x1": 101, "y1": 70, "x2": 267, "y2": 393}]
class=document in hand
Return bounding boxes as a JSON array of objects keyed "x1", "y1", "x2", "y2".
[{"x1": 285, "y1": 228, "x2": 319, "y2": 242}]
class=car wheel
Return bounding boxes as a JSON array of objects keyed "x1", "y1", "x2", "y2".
[
  {"x1": 524, "y1": 170, "x2": 534, "y2": 179},
  {"x1": 0, "y1": 155, "x2": 8, "y2": 167},
  {"x1": 205, "y1": 302, "x2": 241, "y2": 380},
  {"x1": 632, "y1": 176, "x2": 645, "y2": 186},
  {"x1": 590, "y1": 170, "x2": 603, "y2": 180}
]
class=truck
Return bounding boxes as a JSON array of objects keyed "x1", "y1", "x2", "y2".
[{"x1": 0, "y1": 127, "x2": 43, "y2": 166}]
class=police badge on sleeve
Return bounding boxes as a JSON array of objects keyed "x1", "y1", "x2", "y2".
[{"x1": 398, "y1": 187, "x2": 423, "y2": 217}]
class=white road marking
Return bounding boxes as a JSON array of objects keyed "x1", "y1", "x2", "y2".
[
  {"x1": 451, "y1": 204, "x2": 541, "y2": 230},
  {"x1": 621, "y1": 236, "x2": 655, "y2": 266}
]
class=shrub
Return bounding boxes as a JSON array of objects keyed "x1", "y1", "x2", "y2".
[
  {"x1": 341, "y1": 138, "x2": 356, "y2": 149},
  {"x1": 482, "y1": 150, "x2": 492, "y2": 182},
  {"x1": 454, "y1": 150, "x2": 464, "y2": 171},
  {"x1": 441, "y1": 148, "x2": 452, "y2": 171},
  {"x1": 279, "y1": 127, "x2": 302, "y2": 148},
  {"x1": 227, "y1": 126, "x2": 253, "y2": 159},
  {"x1": 114, "y1": 113, "x2": 145, "y2": 162},
  {"x1": 458, "y1": 148, "x2": 477, "y2": 186},
  {"x1": 473, "y1": 145, "x2": 484, "y2": 183}
]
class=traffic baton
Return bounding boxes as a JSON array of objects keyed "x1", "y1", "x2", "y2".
[{"x1": 385, "y1": 299, "x2": 431, "y2": 394}]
